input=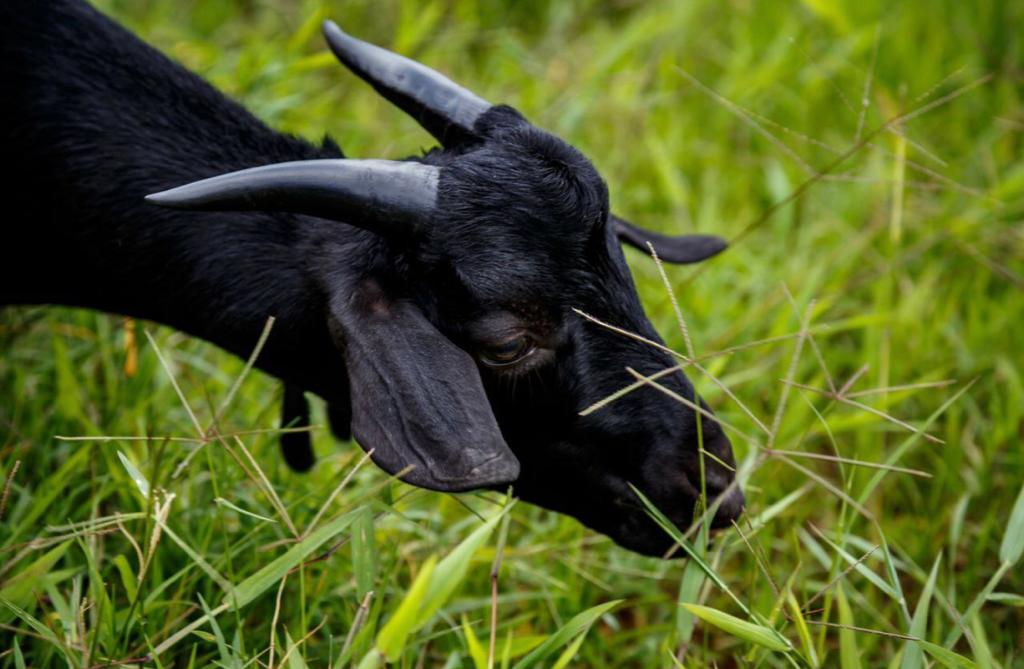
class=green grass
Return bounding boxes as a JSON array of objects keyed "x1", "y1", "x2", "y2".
[{"x1": 2, "y1": 0, "x2": 1023, "y2": 666}]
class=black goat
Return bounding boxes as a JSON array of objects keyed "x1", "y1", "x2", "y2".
[{"x1": 0, "y1": 0, "x2": 743, "y2": 556}]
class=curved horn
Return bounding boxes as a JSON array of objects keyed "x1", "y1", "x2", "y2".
[
  {"x1": 323, "y1": 20, "x2": 492, "y2": 146},
  {"x1": 146, "y1": 159, "x2": 438, "y2": 234}
]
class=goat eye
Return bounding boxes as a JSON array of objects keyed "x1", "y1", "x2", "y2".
[{"x1": 478, "y1": 336, "x2": 535, "y2": 367}]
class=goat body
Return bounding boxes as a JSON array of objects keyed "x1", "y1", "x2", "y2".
[
  {"x1": 2, "y1": 0, "x2": 350, "y2": 404},
  {"x1": 1, "y1": 0, "x2": 743, "y2": 556}
]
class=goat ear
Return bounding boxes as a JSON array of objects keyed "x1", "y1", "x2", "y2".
[
  {"x1": 612, "y1": 214, "x2": 728, "y2": 264},
  {"x1": 327, "y1": 279, "x2": 520, "y2": 492}
]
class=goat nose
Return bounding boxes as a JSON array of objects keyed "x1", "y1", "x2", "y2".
[{"x1": 709, "y1": 485, "x2": 745, "y2": 530}]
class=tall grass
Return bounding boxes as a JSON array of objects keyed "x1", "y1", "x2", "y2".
[{"x1": 2, "y1": 0, "x2": 1022, "y2": 666}]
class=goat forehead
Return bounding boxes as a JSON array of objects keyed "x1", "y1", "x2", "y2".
[
  {"x1": 427, "y1": 132, "x2": 637, "y2": 321},
  {"x1": 450, "y1": 252, "x2": 643, "y2": 337},
  {"x1": 439, "y1": 128, "x2": 609, "y2": 228},
  {"x1": 433, "y1": 217, "x2": 606, "y2": 307},
  {"x1": 453, "y1": 250, "x2": 586, "y2": 306}
]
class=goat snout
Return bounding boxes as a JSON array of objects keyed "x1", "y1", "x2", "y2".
[
  {"x1": 709, "y1": 485, "x2": 745, "y2": 530},
  {"x1": 693, "y1": 433, "x2": 744, "y2": 529}
]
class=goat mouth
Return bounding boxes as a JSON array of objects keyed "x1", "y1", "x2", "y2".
[
  {"x1": 624, "y1": 477, "x2": 745, "y2": 540},
  {"x1": 708, "y1": 486, "x2": 746, "y2": 529},
  {"x1": 681, "y1": 466, "x2": 744, "y2": 528}
]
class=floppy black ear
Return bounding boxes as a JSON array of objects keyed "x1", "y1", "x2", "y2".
[
  {"x1": 327, "y1": 279, "x2": 520, "y2": 492},
  {"x1": 612, "y1": 214, "x2": 727, "y2": 264}
]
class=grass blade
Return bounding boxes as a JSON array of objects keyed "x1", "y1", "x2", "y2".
[
  {"x1": 630, "y1": 483, "x2": 749, "y2": 614},
  {"x1": 919, "y1": 641, "x2": 978, "y2": 669},
  {"x1": 462, "y1": 615, "x2": 488, "y2": 669},
  {"x1": 998, "y1": 482, "x2": 1024, "y2": 566},
  {"x1": 681, "y1": 604, "x2": 792, "y2": 653},
  {"x1": 786, "y1": 591, "x2": 818, "y2": 667},
  {"x1": 901, "y1": 556, "x2": 940, "y2": 669},
  {"x1": 214, "y1": 497, "x2": 277, "y2": 524},
  {"x1": 805, "y1": 528, "x2": 898, "y2": 601},
  {"x1": 986, "y1": 592, "x2": 1024, "y2": 606},
  {"x1": 117, "y1": 450, "x2": 151, "y2": 497},
  {"x1": 967, "y1": 613, "x2": 994, "y2": 669},
  {"x1": 230, "y1": 509, "x2": 359, "y2": 610},
  {"x1": 511, "y1": 600, "x2": 621, "y2": 669},
  {"x1": 836, "y1": 587, "x2": 863, "y2": 669},
  {"x1": 156, "y1": 521, "x2": 237, "y2": 600},
  {"x1": 0, "y1": 540, "x2": 72, "y2": 611},
  {"x1": 197, "y1": 592, "x2": 233, "y2": 667},
  {"x1": 0, "y1": 596, "x2": 75, "y2": 666},
  {"x1": 284, "y1": 628, "x2": 312, "y2": 669},
  {"x1": 675, "y1": 546, "x2": 707, "y2": 648},
  {"x1": 857, "y1": 381, "x2": 976, "y2": 507},
  {"x1": 374, "y1": 506, "x2": 509, "y2": 663},
  {"x1": 551, "y1": 630, "x2": 589, "y2": 669},
  {"x1": 420, "y1": 506, "x2": 510, "y2": 625},
  {"x1": 375, "y1": 555, "x2": 438, "y2": 662},
  {"x1": 942, "y1": 560, "x2": 1012, "y2": 648},
  {"x1": 13, "y1": 637, "x2": 26, "y2": 669},
  {"x1": 352, "y1": 507, "x2": 377, "y2": 600}
]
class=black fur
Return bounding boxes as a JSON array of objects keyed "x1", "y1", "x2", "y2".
[{"x1": 0, "y1": 0, "x2": 742, "y2": 556}]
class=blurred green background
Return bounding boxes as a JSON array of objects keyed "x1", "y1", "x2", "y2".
[{"x1": 2, "y1": 0, "x2": 1022, "y2": 666}]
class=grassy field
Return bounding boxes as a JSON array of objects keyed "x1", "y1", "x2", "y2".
[{"x1": 2, "y1": 0, "x2": 1023, "y2": 666}]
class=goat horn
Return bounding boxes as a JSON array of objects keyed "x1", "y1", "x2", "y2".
[
  {"x1": 145, "y1": 159, "x2": 438, "y2": 234},
  {"x1": 323, "y1": 20, "x2": 492, "y2": 146}
]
